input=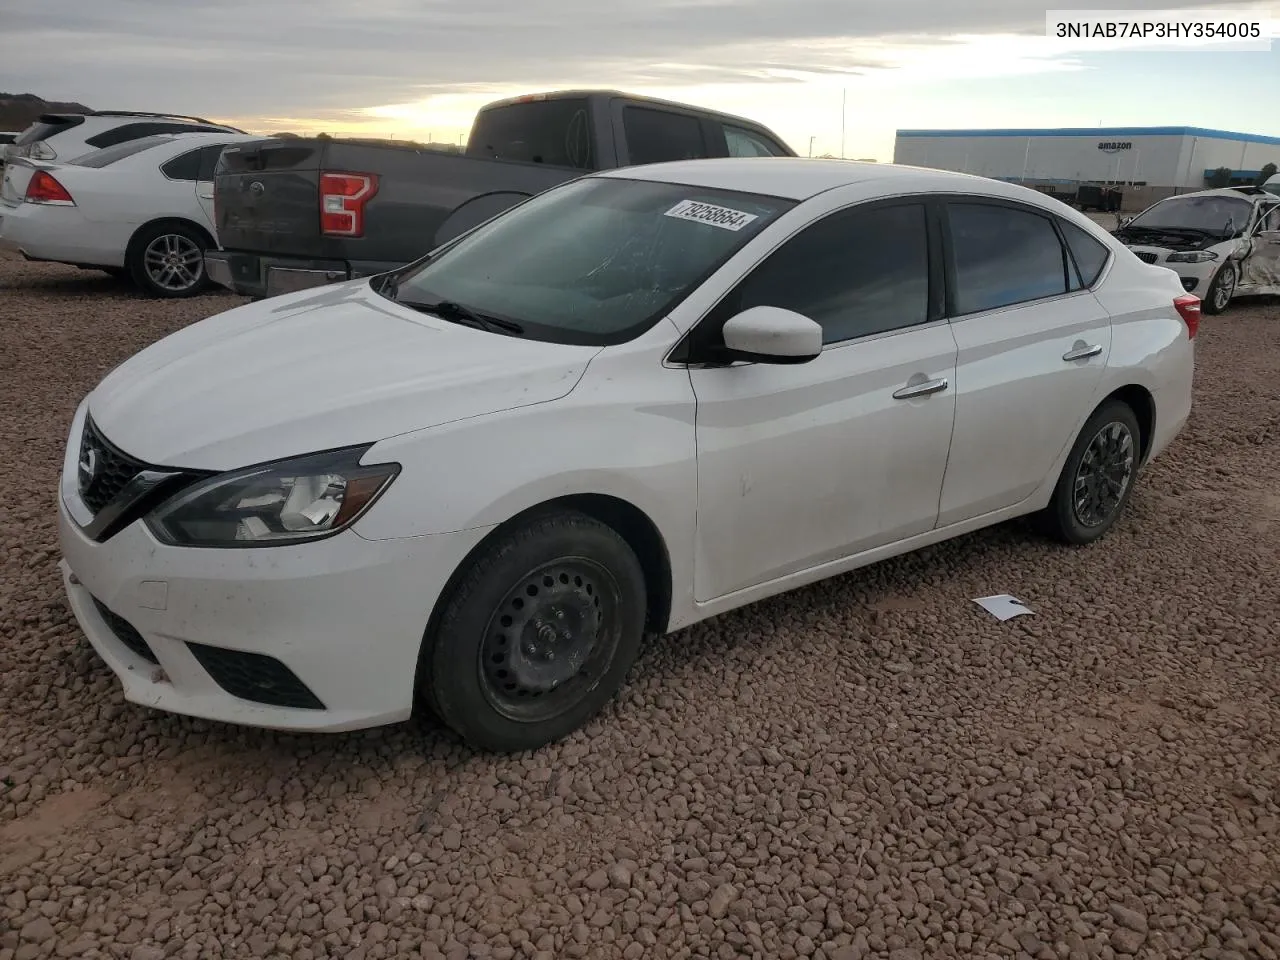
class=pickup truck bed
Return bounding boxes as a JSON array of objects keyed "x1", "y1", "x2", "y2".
[{"x1": 206, "y1": 90, "x2": 795, "y2": 298}]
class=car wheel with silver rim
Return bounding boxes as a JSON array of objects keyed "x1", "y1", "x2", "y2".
[
  {"x1": 1039, "y1": 400, "x2": 1143, "y2": 545},
  {"x1": 127, "y1": 221, "x2": 212, "y2": 299},
  {"x1": 1202, "y1": 262, "x2": 1236, "y2": 315}
]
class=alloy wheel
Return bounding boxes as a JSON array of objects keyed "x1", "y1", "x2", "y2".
[
  {"x1": 1213, "y1": 267, "x2": 1235, "y2": 312},
  {"x1": 143, "y1": 233, "x2": 204, "y2": 292}
]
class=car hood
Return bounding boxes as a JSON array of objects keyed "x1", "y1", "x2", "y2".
[{"x1": 86, "y1": 280, "x2": 600, "y2": 470}]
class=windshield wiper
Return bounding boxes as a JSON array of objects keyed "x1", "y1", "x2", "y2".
[{"x1": 398, "y1": 298, "x2": 524, "y2": 336}]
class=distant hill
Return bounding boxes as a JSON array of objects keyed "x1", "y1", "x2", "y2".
[{"x1": 0, "y1": 93, "x2": 92, "y2": 133}]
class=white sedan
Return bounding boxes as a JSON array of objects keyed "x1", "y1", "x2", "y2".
[
  {"x1": 1113, "y1": 187, "x2": 1280, "y2": 314},
  {"x1": 0, "y1": 131, "x2": 264, "y2": 297},
  {"x1": 57, "y1": 159, "x2": 1196, "y2": 752}
]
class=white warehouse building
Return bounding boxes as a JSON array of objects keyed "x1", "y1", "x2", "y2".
[{"x1": 893, "y1": 126, "x2": 1280, "y2": 191}]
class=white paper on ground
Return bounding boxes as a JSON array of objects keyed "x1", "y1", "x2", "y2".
[{"x1": 972, "y1": 594, "x2": 1034, "y2": 621}]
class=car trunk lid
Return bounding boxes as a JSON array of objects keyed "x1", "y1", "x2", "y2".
[{"x1": 0, "y1": 158, "x2": 47, "y2": 206}]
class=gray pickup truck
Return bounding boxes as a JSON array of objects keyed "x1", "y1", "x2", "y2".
[{"x1": 205, "y1": 89, "x2": 796, "y2": 298}]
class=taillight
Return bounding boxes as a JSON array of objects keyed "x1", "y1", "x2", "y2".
[
  {"x1": 1173, "y1": 293, "x2": 1201, "y2": 339},
  {"x1": 319, "y1": 172, "x2": 377, "y2": 237},
  {"x1": 25, "y1": 171, "x2": 75, "y2": 205}
]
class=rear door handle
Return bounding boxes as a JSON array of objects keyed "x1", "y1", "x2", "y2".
[
  {"x1": 893, "y1": 377, "x2": 949, "y2": 400},
  {"x1": 1063, "y1": 343, "x2": 1103, "y2": 362}
]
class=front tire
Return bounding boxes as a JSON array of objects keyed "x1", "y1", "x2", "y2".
[
  {"x1": 422, "y1": 510, "x2": 647, "y2": 753},
  {"x1": 1039, "y1": 400, "x2": 1142, "y2": 545},
  {"x1": 1202, "y1": 262, "x2": 1236, "y2": 315},
  {"x1": 127, "y1": 222, "x2": 212, "y2": 299}
]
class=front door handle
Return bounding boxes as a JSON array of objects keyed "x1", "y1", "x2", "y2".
[
  {"x1": 1063, "y1": 343, "x2": 1103, "y2": 362},
  {"x1": 893, "y1": 377, "x2": 949, "y2": 400}
]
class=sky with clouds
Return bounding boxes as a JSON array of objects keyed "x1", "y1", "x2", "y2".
[{"x1": 3, "y1": 0, "x2": 1277, "y2": 159}]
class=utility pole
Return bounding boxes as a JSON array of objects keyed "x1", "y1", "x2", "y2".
[
  {"x1": 808, "y1": 136, "x2": 815, "y2": 158},
  {"x1": 840, "y1": 89, "x2": 847, "y2": 159}
]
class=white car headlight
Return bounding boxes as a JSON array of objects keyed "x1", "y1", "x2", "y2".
[
  {"x1": 147, "y1": 444, "x2": 399, "y2": 547},
  {"x1": 1165, "y1": 250, "x2": 1219, "y2": 263}
]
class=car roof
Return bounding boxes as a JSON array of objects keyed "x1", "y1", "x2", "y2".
[
  {"x1": 599, "y1": 157, "x2": 1037, "y2": 202},
  {"x1": 477, "y1": 90, "x2": 787, "y2": 135},
  {"x1": 1156, "y1": 187, "x2": 1265, "y2": 203}
]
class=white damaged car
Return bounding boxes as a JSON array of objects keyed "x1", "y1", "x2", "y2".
[{"x1": 1113, "y1": 186, "x2": 1280, "y2": 315}]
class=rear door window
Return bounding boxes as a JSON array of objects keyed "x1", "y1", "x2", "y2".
[
  {"x1": 622, "y1": 107, "x2": 709, "y2": 165},
  {"x1": 947, "y1": 202, "x2": 1070, "y2": 314},
  {"x1": 466, "y1": 99, "x2": 594, "y2": 169}
]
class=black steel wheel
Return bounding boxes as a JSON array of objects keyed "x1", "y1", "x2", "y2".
[
  {"x1": 421, "y1": 510, "x2": 647, "y2": 753},
  {"x1": 1039, "y1": 400, "x2": 1142, "y2": 545}
]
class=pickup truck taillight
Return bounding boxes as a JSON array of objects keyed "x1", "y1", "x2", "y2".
[{"x1": 319, "y1": 172, "x2": 378, "y2": 237}]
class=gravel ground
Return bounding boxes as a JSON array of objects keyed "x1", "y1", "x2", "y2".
[{"x1": 2, "y1": 251, "x2": 1279, "y2": 960}]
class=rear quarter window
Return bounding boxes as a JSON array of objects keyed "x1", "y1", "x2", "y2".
[
  {"x1": 161, "y1": 147, "x2": 204, "y2": 180},
  {"x1": 622, "y1": 107, "x2": 709, "y2": 165},
  {"x1": 1058, "y1": 219, "x2": 1112, "y2": 288}
]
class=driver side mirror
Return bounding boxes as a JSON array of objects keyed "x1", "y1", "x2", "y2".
[{"x1": 720, "y1": 306, "x2": 823, "y2": 364}]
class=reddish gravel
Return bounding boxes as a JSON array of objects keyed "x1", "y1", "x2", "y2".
[{"x1": 2, "y1": 251, "x2": 1279, "y2": 960}]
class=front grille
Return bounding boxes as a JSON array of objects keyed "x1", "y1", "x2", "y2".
[
  {"x1": 186, "y1": 643, "x2": 325, "y2": 710},
  {"x1": 91, "y1": 598, "x2": 160, "y2": 665},
  {"x1": 78, "y1": 417, "x2": 148, "y2": 514},
  {"x1": 72, "y1": 417, "x2": 214, "y2": 543},
  {"x1": 1133, "y1": 251, "x2": 1159, "y2": 264}
]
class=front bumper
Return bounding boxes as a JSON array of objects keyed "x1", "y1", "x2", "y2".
[
  {"x1": 204, "y1": 250, "x2": 401, "y2": 299},
  {"x1": 56, "y1": 411, "x2": 491, "y2": 732},
  {"x1": 1122, "y1": 245, "x2": 1218, "y2": 293}
]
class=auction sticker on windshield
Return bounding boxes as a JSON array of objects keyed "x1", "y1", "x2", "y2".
[{"x1": 664, "y1": 199, "x2": 759, "y2": 231}]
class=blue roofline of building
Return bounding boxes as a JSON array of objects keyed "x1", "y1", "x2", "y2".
[{"x1": 895, "y1": 126, "x2": 1280, "y2": 146}]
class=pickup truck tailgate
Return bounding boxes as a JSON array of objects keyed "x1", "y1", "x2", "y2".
[{"x1": 215, "y1": 139, "x2": 326, "y2": 257}]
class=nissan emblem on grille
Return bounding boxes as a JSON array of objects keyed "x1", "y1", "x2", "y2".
[
  {"x1": 76, "y1": 419, "x2": 148, "y2": 516},
  {"x1": 78, "y1": 444, "x2": 98, "y2": 489}
]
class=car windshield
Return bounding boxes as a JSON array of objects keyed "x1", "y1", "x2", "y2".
[
  {"x1": 1127, "y1": 194, "x2": 1253, "y2": 235},
  {"x1": 381, "y1": 176, "x2": 794, "y2": 345}
]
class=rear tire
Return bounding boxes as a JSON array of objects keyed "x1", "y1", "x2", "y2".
[
  {"x1": 1038, "y1": 400, "x2": 1142, "y2": 545},
  {"x1": 421, "y1": 510, "x2": 647, "y2": 753},
  {"x1": 127, "y1": 222, "x2": 212, "y2": 299}
]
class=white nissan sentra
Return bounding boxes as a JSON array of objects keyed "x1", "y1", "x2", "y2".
[{"x1": 58, "y1": 159, "x2": 1196, "y2": 753}]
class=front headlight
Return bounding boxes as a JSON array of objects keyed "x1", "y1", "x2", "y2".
[
  {"x1": 147, "y1": 444, "x2": 400, "y2": 547},
  {"x1": 1166, "y1": 250, "x2": 1219, "y2": 263}
]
